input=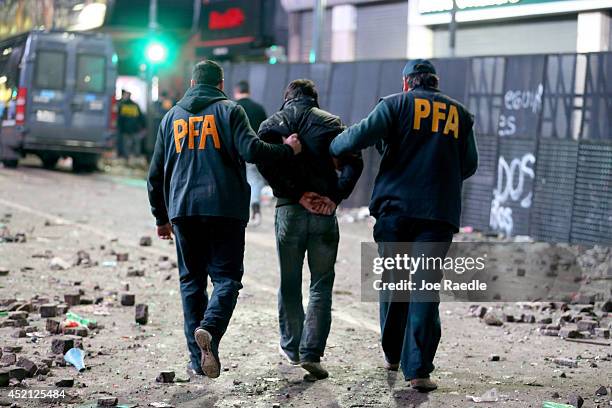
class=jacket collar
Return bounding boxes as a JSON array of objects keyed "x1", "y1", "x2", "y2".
[{"x1": 281, "y1": 96, "x2": 319, "y2": 111}]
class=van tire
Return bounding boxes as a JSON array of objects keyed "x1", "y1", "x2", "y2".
[
  {"x1": 1, "y1": 159, "x2": 18, "y2": 168},
  {"x1": 73, "y1": 154, "x2": 99, "y2": 173},
  {"x1": 40, "y1": 155, "x2": 60, "y2": 170}
]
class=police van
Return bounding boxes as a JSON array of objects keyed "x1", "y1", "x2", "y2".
[{"x1": 0, "y1": 30, "x2": 117, "y2": 171}]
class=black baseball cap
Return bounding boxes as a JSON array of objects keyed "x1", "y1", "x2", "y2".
[{"x1": 402, "y1": 59, "x2": 437, "y2": 77}]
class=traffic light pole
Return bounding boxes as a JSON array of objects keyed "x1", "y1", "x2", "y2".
[{"x1": 145, "y1": 0, "x2": 159, "y2": 159}]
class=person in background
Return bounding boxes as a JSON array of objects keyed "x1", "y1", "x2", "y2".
[
  {"x1": 329, "y1": 60, "x2": 478, "y2": 392},
  {"x1": 257, "y1": 79, "x2": 363, "y2": 380},
  {"x1": 147, "y1": 60, "x2": 302, "y2": 379},
  {"x1": 233, "y1": 80, "x2": 268, "y2": 226},
  {"x1": 117, "y1": 90, "x2": 146, "y2": 162}
]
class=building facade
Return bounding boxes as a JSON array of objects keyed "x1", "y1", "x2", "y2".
[{"x1": 281, "y1": 0, "x2": 612, "y2": 61}]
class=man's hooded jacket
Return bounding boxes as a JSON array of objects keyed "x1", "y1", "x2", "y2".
[{"x1": 147, "y1": 84, "x2": 293, "y2": 225}]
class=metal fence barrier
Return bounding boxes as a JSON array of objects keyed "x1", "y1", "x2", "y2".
[{"x1": 218, "y1": 52, "x2": 612, "y2": 245}]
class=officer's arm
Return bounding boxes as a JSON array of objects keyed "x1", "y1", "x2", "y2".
[
  {"x1": 461, "y1": 128, "x2": 479, "y2": 180},
  {"x1": 329, "y1": 100, "x2": 394, "y2": 157},
  {"x1": 332, "y1": 152, "x2": 364, "y2": 204},
  {"x1": 147, "y1": 120, "x2": 169, "y2": 226},
  {"x1": 231, "y1": 105, "x2": 293, "y2": 163}
]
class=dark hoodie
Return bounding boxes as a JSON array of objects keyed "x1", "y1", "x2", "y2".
[{"x1": 147, "y1": 84, "x2": 294, "y2": 225}]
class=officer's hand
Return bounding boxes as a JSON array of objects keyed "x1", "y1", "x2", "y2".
[
  {"x1": 283, "y1": 133, "x2": 302, "y2": 155},
  {"x1": 157, "y1": 223, "x2": 173, "y2": 240}
]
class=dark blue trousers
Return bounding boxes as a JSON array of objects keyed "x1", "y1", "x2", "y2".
[
  {"x1": 373, "y1": 216, "x2": 454, "y2": 380},
  {"x1": 275, "y1": 204, "x2": 339, "y2": 363},
  {"x1": 173, "y1": 216, "x2": 246, "y2": 371}
]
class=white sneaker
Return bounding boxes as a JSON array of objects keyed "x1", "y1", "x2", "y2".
[{"x1": 278, "y1": 344, "x2": 299, "y2": 366}]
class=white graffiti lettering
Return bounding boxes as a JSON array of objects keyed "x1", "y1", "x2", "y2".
[
  {"x1": 504, "y1": 84, "x2": 544, "y2": 113},
  {"x1": 489, "y1": 153, "x2": 536, "y2": 236}
]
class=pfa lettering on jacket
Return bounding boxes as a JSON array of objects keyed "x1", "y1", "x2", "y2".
[
  {"x1": 173, "y1": 115, "x2": 221, "y2": 153},
  {"x1": 413, "y1": 98, "x2": 460, "y2": 138}
]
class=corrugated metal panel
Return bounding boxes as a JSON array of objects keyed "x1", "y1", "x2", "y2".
[
  {"x1": 433, "y1": 17, "x2": 577, "y2": 57},
  {"x1": 328, "y1": 62, "x2": 355, "y2": 123},
  {"x1": 430, "y1": 57, "x2": 469, "y2": 102},
  {"x1": 467, "y1": 57, "x2": 505, "y2": 136},
  {"x1": 570, "y1": 143, "x2": 612, "y2": 245},
  {"x1": 355, "y1": 2, "x2": 408, "y2": 60},
  {"x1": 299, "y1": 9, "x2": 332, "y2": 62},
  {"x1": 582, "y1": 52, "x2": 612, "y2": 140},
  {"x1": 350, "y1": 61, "x2": 382, "y2": 125},
  {"x1": 262, "y1": 64, "x2": 289, "y2": 114},
  {"x1": 461, "y1": 133, "x2": 497, "y2": 231},
  {"x1": 530, "y1": 139, "x2": 579, "y2": 242}
]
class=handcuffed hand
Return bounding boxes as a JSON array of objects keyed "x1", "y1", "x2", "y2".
[
  {"x1": 157, "y1": 223, "x2": 173, "y2": 240},
  {"x1": 299, "y1": 192, "x2": 337, "y2": 215},
  {"x1": 282, "y1": 133, "x2": 302, "y2": 155}
]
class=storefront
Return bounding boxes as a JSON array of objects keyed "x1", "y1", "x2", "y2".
[
  {"x1": 282, "y1": 0, "x2": 612, "y2": 61},
  {"x1": 410, "y1": 0, "x2": 612, "y2": 57}
]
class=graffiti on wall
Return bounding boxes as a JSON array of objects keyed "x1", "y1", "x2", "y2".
[
  {"x1": 490, "y1": 153, "x2": 536, "y2": 235},
  {"x1": 498, "y1": 84, "x2": 543, "y2": 137}
]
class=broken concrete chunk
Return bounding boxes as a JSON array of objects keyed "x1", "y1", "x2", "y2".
[
  {"x1": 8, "y1": 366, "x2": 27, "y2": 381},
  {"x1": 0, "y1": 353, "x2": 16, "y2": 366},
  {"x1": 595, "y1": 385, "x2": 608, "y2": 396},
  {"x1": 488, "y1": 354, "x2": 500, "y2": 362},
  {"x1": 50, "y1": 257, "x2": 71, "y2": 270},
  {"x1": 594, "y1": 328, "x2": 609, "y2": 339},
  {"x1": 576, "y1": 319, "x2": 598, "y2": 332},
  {"x1": 126, "y1": 268, "x2": 145, "y2": 277},
  {"x1": 46, "y1": 318, "x2": 62, "y2": 334},
  {"x1": 51, "y1": 337, "x2": 74, "y2": 355},
  {"x1": 0, "y1": 267, "x2": 9, "y2": 276},
  {"x1": 97, "y1": 396, "x2": 119, "y2": 406},
  {"x1": 483, "y1": 311, "x2": 503, "y2": 326},
  {"x1": 64, "y1": 294, "x2": 81, "y2": 306},
  {"x1": 8, "y1": 311, "x2": 27, "y2": 320},
  {"x1": 121, "y1": 293, "x2": 135, "y2": 306},
  {"x1": 139, "y1": 236, "x2": 152, "y2": 247},
  {"x1": 135, "y1": 304, "x2": 148, "y2": 325},
  {"x1": 116, "y1": 253, "x2": 129, "y2": 262},
  {"x1": 156, "y1": 370, "x2": 175, "y2": 383},
  {"x1": 553, "y1": 357, "x2": 578, "y2": 368},
  {"x1": 55, "y1": 377, "x2": 74, "y2": 387},
  {"x1": 39, "y1": 304, "x2": 57, "y2": 318},
  {"x1": 0, "y1": 369, "x2": 8, "y2": 386},
  {"x1": 559, "y1": 327, "x2": 582, "y2": 339},
  {"x1": 567, "y1": 393, "x2": 584, "y2": 408},
  {"x1": 16, "y1": 357, "x2": 37, "y2": 377}
]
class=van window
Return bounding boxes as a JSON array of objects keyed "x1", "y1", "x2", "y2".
[
  {"x1": 76, "y1": 54, "x2": 105, "y2": 93},
  {"x1": 35, "y1": 50, "x2": 66, "y2": 90}
]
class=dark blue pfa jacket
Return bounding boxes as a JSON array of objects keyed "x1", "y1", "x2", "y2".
[
  {"x1": 330, "y1": 86, "x2": 478, "y2": 230},
  {"x1": 147, "y1": 84, "x2": 293, "y2": 225}
]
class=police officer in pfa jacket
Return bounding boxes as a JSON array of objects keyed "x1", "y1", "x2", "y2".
[
  {"x1": 147, "y1": 60, "x2": 302, "y2": 379},
  {"x1": 257, "y1": 79, "x2": 363, "y2": 380},
  {"x1": 330, "y1": 60, "x2": 478, "y2": 392}
]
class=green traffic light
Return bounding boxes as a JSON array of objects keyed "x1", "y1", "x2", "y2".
[{"x1": 146, "y1": 42, "x2": 167, "y2": 64}]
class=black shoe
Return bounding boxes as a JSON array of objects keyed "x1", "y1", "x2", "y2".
[
  {"x1": 194, "y1": 328, "x2": 220, "y2": 378},
  {"x1": 300, "y1": 361, "x2": 329, "y2": 380}
]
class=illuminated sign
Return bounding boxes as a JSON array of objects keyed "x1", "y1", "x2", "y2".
[
  {"x1": 200, "y1": 0, "x2": 264, "y2": 47},
  {"x1": 209, "y1": 8, "x2": 246, "y2": 30}
]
